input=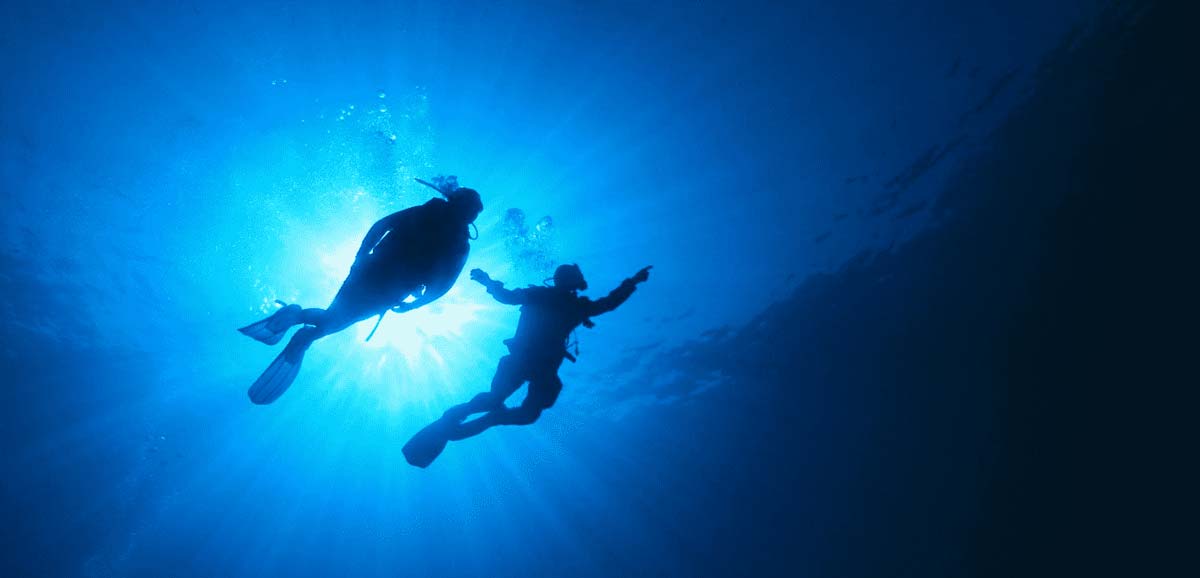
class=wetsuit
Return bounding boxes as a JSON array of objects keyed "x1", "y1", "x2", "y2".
[
  {"x1": 240, "y1": 192, "x2": 480, "y2": 406},
  {"x1": 445, "y1": 277, "x2": 639, "y2": 439},
  {"x1": 300, "y1": 198, "x2": 470, "y2": 337}
]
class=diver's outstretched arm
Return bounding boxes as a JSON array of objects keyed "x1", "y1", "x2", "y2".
[
  {"x1": 587, "y1": 266, "x2": 652, "y2": 316},
  {"x1": 470, "y1": 268, "x2": 527, "y2": 305}
]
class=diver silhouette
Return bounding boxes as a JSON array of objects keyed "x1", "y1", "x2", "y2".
[
  {"x1": 238, "y1": 177, "x2": 483, "y2": 404},
  {"x1": 402, "y1": 263, "x2": 652, "y2": 467}
]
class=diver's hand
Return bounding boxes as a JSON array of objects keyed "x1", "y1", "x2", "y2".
[
  {"x1": 470, "y1": 268, "x2": 492, "y2": 285},
  {"x1": 632, "y1": 266, "x2": 653, "y2": 284}
]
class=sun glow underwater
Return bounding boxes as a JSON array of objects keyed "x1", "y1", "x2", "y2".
[{"x1": 242, "y1": 179, "x2": 560, "y2": 417}]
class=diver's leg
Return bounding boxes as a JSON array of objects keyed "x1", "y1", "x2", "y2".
[
  {"x1": 445, "y1": 370, "x2": 561, "y2": 441},
  {"x1": 312, "y1": 266, "x2": 417, "y2": 337},
  {"x1": 297, "y1": 308, "x2": 329, "y2": 326},
  {"x1": 261, "y1": 289, "x2": 399, "y2": 345},
  {"x1": 444, "y1": 399, "x2": 546, "y2": 441},
  {"x1": 498, "y1": 371, "x2": 563, "y2": 425},
  {"x1": 239, "y1": 304, "x2": 341, "y2": 346},
  {"x1": 291, "y1": 306, "x2": 367, "y2": 339},
  {"x1": 444, "y1": 412, "x2": 503, "y2": 441},
  {"x1": 284, "y1": 325, "x2": 321, "y2": 355},
  {"x1": 441, "y1": 392, "x2": 502, "y2": 422},
  {"x1": 441, "y1": 356, "x2": 525, "y2": 422},
  {"x1": 243, "y1": 259, "x2": 403, "y2": 345},
  {"x1": 299, "y1": 292, "x2": 388, "y2": 339},
  {"x1": 402, "y1": 359, "x2": 526, "y2": 466}
]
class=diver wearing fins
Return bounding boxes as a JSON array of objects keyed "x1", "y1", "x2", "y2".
[
  {"x1": 238, "y1": 176, "x2": 483, "y2": 404},
  {"x1": 402, "y1": 263, "x2": 652, "y2": 467}
]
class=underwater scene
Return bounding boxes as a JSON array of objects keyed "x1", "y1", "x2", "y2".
[{"x1": 2, "y1": 0, "x2": 1189, "y2": 576}]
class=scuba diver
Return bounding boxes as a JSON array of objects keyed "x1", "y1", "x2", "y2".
[
  {"x1": 402, "y1": 263, "x2": 652, "y2": 467},
  {"x1": 238, "y1": 177, "x2": 483, "y2": 404}
]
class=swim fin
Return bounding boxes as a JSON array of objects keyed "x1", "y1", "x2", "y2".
[
  {"x1": 247, "y1": 331, "x2": 312, "y2": 404},
  {"x1": 402, "y1": 418, "x2": 457, "y2": 468},
  {"x1": 238, "y1": 304, "x2": 302, "y2": 346}
]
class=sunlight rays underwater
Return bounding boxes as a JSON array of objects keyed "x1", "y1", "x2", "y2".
[
  {"x1": 229, "y1": 83, "x2": 554, "y2": 418},
  {"x1": 199, "y1": 85, "x2": 647, "y2": 560},
  {"x1": 94, "y1": 80, "x2": 633, "y2": 576}
]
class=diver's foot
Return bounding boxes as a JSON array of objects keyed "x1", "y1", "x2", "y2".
[
  {"x1": 246, "y1": 325, "x2": 319, "y2": 405},
  {"x1": 266, "y1": 304, "x2": 303, "y2": 332},
  {"x1": 238, "y1": 304, "x2": 303, "y2": 346}
]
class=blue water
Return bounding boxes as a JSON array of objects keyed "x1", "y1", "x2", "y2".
[{"x1": 2, "y1": 1, "x2": 1150, "y2": 576}]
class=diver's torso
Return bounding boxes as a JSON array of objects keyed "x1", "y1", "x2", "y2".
[
  {"x1": 509, "y1": 288, "x2": 589, "y2": 357},
  {"x1": 371, "y1": 201, "x2": 467, "y2": 278}
]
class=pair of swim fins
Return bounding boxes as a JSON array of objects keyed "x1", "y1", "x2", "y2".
[{"x1": 238, "y1": 304, "x2": 309, "y2": 404}]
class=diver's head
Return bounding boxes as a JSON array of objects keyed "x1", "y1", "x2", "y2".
[
  {"x1": 552, "y1": 263, "x2": 588, "y2": 292},
  {"x1": 446, "y1": 187, "x2": 483, "y2": 224}
]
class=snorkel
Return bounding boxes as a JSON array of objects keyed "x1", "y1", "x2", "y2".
[{"x1": 414, "y1": 175, "x2": 460, "y2": 197}]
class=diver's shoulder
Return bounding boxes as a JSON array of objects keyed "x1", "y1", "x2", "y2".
[
  {"x1": 385, "y1": 197, "x2": 444, "y2": 218},
  {"x1": 515, "y1": 285, "x2": 559, "y2": 300},
  {"x1": 413, "y1": 197, "x2": 449, "y2": 213}
]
